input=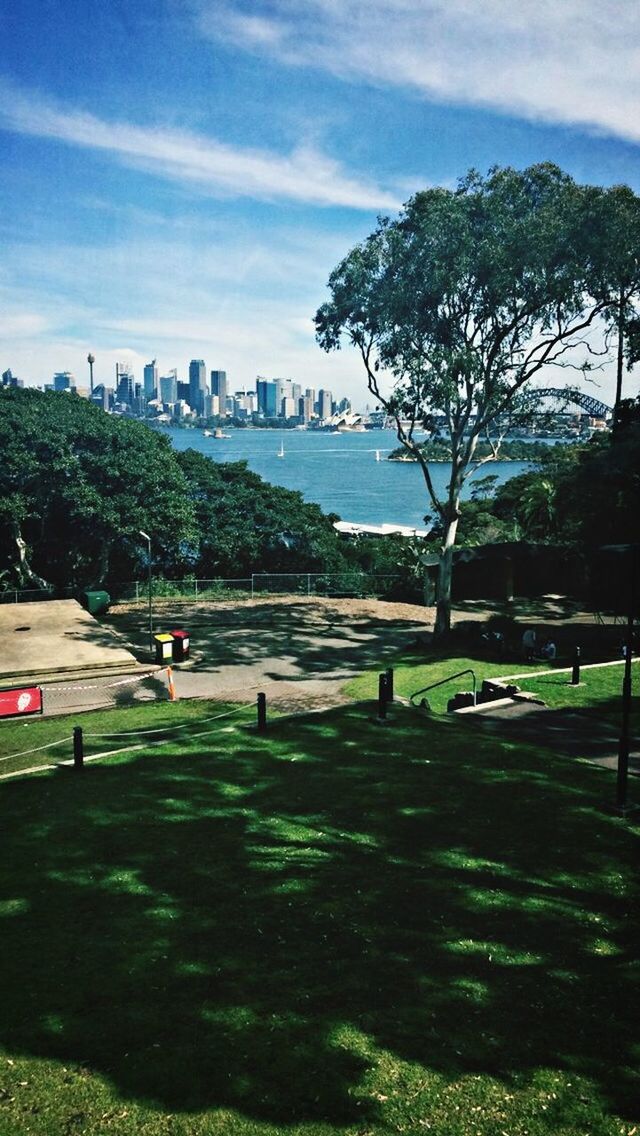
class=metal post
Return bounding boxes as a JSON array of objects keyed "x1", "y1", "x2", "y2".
[
  {"x1": 385, "y1": 667, "x2": 394, "y2": 702},
  {"x1": 195, "y1": 579, "x2": 198, "y2": 600},
  {"x1": 571, "y1": 647, "x2": 581, "y2": 686},
  {"x1": 139, "y1": 531, "x2": 153, "y2": 659},
  {"x1": 257, "y1": 692, "x2": 267, "y2": 732},
  {"x1": 615, "y1": 547, "x2": 638, "y2": 814},
  {"x1": 377, "y1": 673, "x2": 388, "y2": 720},
  {"x1": 73, "y1": 726, "x2": 84, "y2": 772},
  {"x1": 251, "y1": 575, "x2": 255, "y2": 600},
  {"x1": 616, "y1": 639, "x2": 633, "y2": 811},
  {"x1": 307, "y1": 573, "x2": 311, "y2": 596}
]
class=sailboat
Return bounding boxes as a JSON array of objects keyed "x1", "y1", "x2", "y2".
[
  {"x1": 277, "y1": 439, "x2": 285, "y2": 458},
  {"x1": 375, "y1": 449, "x2": 381, "y2": 462}
]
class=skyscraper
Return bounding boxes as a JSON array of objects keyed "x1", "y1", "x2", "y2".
[
  {"x1": 210, "y1": 370, "x2": 227, "y2": 418},
  {"x1": 256, "y1": 377, "x2": 278, "y2": 417},
  {"x1": 189, "y1": 359, "x2": 207, "y2": 415},
  {"x1": 160, "y1": 372, "x2": 178, "y2": 404},
  {"x1": 318, "y1": 389, "x2": 333, "y2": 420},
  {"x1": 115, "y1": 363, "x2": 134, "y2": 406},
  {"x1": 53, "y1": 371, "x2": 74, "y2": 392},
  {"x1": 143, "y1": 359, "x2": 158, "y2": 401}
]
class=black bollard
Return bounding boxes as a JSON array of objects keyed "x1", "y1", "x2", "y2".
[
  {"x1": 385, "y1": 667, "x2": 394, "y2": 702},
  {"x1": 73, "y1": 726, "x2": 84, "y2": 772},
  {"x1": 257, "y1": 692, "x2": 267, "y2": 733},
  {"x1": 377, "y1": 672, "x2": 388, "y2": 721},
  {"x1": 571, "y1": 647, "x2": 581, "y2": 686}
]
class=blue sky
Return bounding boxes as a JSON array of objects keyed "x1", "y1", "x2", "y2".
[{"x1": 1, "y1": 0, "x2": 639, "y2": 406}]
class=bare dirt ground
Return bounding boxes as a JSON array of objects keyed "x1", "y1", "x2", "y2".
[{"x1": 104, "y1": 595, "x2": 435, "y2": 711}]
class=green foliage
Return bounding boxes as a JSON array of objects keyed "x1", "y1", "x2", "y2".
[
  {"x1": 0, "y1": 390, "x2": 360, "y2": 590},
  {"x1": 388, "y1": 439, "x2": 560, "y2": 462},
  {"x1": 0, "y1": 388, "x2": 195, "y2": 587},
  {"x1": 490, "y1": 432, "x2": 640, "y2": 546},
  {"x1": 316, "y1": 163, "x2": 624, "y2": 634}
]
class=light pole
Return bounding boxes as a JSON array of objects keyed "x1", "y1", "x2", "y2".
[
  {"x1": 87, "y1": 353, "x2": 95, "y2": 399},
  {"x1": 139, "y1": 530, "x2": 153, "y2": 659}
]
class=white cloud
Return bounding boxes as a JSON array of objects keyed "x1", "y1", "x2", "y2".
[
  {"x1": 196, "y1": 0, "x2": 640, "y2": 144},
  {"x1": 0, "y1": 82, "x2": 399, "y2": 210},
  {"x1": 0, "y1": 225, "x2": 372, "y2": 398}
]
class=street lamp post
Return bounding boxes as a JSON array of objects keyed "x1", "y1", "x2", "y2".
[{"x1": 139, "y1": 530, "x2": 153, "y2": 659}]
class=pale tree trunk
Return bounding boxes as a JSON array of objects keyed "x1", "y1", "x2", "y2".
[
  {"x1": 88, "y1": 540, "x2": 111, "y2": 589},
  {"x1": 12, "y1": 522, "x2": 49, "y2": 590},
  {"x1": 434, "y1": 512, "x2": 459, "y2": 638}
]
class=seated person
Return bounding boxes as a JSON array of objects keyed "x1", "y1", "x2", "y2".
[{"x1": 540, "y1": 638, "x2": 557, "y2": 661}]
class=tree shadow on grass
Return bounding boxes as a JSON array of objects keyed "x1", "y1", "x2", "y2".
[{"x1": 0, "y1": 707, "x2": 638, "y2": 1126}]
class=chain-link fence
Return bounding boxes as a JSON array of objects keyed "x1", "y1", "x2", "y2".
[{"x1": 2, "y1": 572, "x2": 414, "y2": 606}]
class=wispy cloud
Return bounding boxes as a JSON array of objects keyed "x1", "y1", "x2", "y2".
[
  {"x1": 195, "y1": 0, "x2": 640, "y2": 145},
  {"x1": 0, "y1": 82, "x2": 399, "y2": 210},
  {"x1": 0, "y1": 224, "x2": 370, "y2": 393}
]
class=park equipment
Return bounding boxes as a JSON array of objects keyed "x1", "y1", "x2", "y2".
[{"x1": 410, "y1": 668, "x2": 477, "y2": 710}]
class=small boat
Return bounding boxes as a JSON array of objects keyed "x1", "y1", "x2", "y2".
[
  {"x1": 214, "y1": 428, "x2": 231, "y2": 439},
  {"x1": 203, "y1": 429, "x2": 212, "y2": 436},
  {"x1": 277, "y1": 440, "x2": 285, "y2": 458}
]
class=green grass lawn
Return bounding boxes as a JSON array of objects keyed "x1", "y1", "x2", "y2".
[
  {"x1": 345, "y1": 651, "x2": 640, "y2": 730},
  {"x1": 0, "y1": 700, "x2": 638, "y2": 1135},
  {"x1": 0, "y1": 700, "x2": 255, "y2": 778}
]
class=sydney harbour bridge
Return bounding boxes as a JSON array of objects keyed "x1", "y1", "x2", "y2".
[
  {"x1": 524, "y1": 387, "x2": 611, "y2": 419},
  {"x1": 384, "y1": 386, "x2": 612, "y2": 429}
]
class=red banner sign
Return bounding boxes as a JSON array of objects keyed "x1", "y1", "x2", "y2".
[{"x1": 0, "y1": 686, "x2": 43, "y2": 719}]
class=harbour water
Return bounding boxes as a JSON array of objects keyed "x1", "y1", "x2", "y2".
[{"x1": 162, "y1": 427, "x2": 532, "y2": 530}]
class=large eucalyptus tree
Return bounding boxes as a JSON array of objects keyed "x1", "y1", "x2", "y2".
[{"x1": 316, "y1": 164, "x2": 614, "y2": 636}]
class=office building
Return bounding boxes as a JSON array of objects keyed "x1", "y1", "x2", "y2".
[
  {"x1": 160, "y1": 372, "x2": 178, "y2": 404},
  {"x1": 91, "y1": 384, "x2": 110, "y2": 411},
  {"x1": 210, "y1": 370, "x2": 227, "y2": 417},
  {"x1": 143, "y1": 359, "x2": 158, "y2": 400},
  {"x1": 115, "y1": 363, "x2": 134, "y2": 405},
  {"x1": 256, "y1": 377, "x2": 278, "y2": 417},
  {"x1": 2, "y1": 368, "x2": 23, "y2": 388},
  {"x1": 189, "y1": 359, "x2": 207, "y2": 414},
  {"x1": 318, "y1": 389, "x2": 333, "y2": 420},
  {"x1": 53, "y1": 371, "x2": 75, "y2": 392}
]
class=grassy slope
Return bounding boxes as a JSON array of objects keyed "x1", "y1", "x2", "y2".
[
  {"x1": 0, "y1": 703, "x2": 638, "y2": 1136},
  {"x1": 345, "y1": 652, "x2": 640, "y2": 728},
  {"x1": 0, "y1": 701, "x2": 254, "y2": 778}
]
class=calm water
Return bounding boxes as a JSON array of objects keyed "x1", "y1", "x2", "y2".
[{"x1": 162, "y1": 427, "x2": 531, "y2": 529}]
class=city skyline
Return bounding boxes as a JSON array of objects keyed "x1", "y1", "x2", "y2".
[{"x1": 1, "y1": 2, "x2": 639, "y2": 406}]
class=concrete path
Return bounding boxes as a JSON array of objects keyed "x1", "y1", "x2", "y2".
[{"x1": 459, "y1": 697, "x2": 639, "y2": 773}]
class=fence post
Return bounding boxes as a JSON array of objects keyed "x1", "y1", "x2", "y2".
[
  {"x1": 135, "y1": 581, "x2": 139, "y2": 602},
  {"x1": 385, "y1": 667, "x2": 394, "y2": 702},
  {"x1": 257, "y1": 692, "x2": 267, "y2": 732},
  {"x1": 73, "y1": 726, "x2": 84, "y2": 772},
  {"x1": 195, "y1": 579, "x2": 198, "y2": 600},
  {"x1": 377, "y1": 673, "x2": 388, "y2": 721},
  {"x1": 251, "y1": 575, "x2": 255, "y2": 600},
  {"x1": 307, "y1": 573, "x2": 311, "y2": 596},
  {"x1": 571, "y1": 647, "x2": 581, "y2": 686}
]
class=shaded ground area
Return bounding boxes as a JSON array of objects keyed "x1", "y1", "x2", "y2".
[
  {"x1": 105, "y1": 595, "x2": 433, "y2": 708},
  {"x1": 0, "y1": 705, "x2": 638, "y2": 1135},
  {"x1": 458, "y1": 697, "x2": 640, "y2": 773}
]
